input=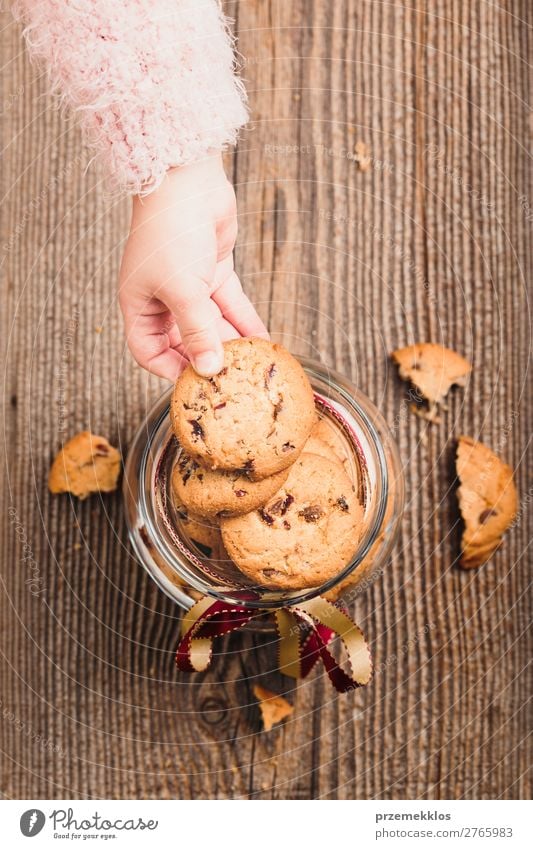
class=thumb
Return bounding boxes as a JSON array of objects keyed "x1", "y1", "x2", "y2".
[{"x1": 161, "y1": 279, "x2": 224, "y2": 376}]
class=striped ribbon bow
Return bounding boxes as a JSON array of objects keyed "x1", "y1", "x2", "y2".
[{"x1": 176, "y1": 595, "x2": 372, "y2": 693}]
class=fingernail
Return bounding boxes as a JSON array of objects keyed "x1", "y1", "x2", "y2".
[{"x1": 194, "y1": 351, "x2": 223, "y2": 376}]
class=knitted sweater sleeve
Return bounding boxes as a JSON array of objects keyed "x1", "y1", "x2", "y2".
[{"x1": 12, "y1": 0, "x2": 248, "y2": 194}]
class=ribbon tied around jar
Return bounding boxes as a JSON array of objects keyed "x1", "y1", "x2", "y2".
[{"x1": 175, "y1": 594, "x2": 373, "y2": 693}]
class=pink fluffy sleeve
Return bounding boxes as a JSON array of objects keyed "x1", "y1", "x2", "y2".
[{"x1": 12, "y1": 0, "x2": 249, "y2": 193}]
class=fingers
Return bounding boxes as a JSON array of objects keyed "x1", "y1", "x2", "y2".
[
  {"x1": 122, "y1": 310, "x2": 189, "y2": 381},
  {"x1": 144, "y1": 349, "x2": 189, "y2": 381},
  {"x1": 213, "y1": 254, "x2": 235, "y2": 288},
  {"x1": 217, "y1": 315, "x2": 241, "y2": 342},
  {"x1": 120, "y1": 248, "x2": 267, "y2": 381},
  {"x1": 120, "y1": 271, "x2": 267, "y2": 380},
  {"x1": 160, "y1": 279, "x2": 225, "y2": 376},
  {"x1": 120, "y1": 292, "x2": 240, "y2": 381},
  {"x1": 212, "y1": 269, "x2": 269, "y2": 340},
  {"x1": 174, "y1": 314, "x2": 238, "y2": 359}
]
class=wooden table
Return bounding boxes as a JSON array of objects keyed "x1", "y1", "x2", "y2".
[{"x1": 1, "y1": 1, "x2": 530, "y2": 800}]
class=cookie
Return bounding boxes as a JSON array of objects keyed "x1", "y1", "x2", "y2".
[
  {"x1": 310, "y1": 417, "x2": 351, "y2": 463},
  {"x1": 172, "y1": 501, "x2": 253, "y2": 587},
  {"x1": 306, "y1": 417, "x2": 361, "y2": 491},
  {"x1": 48, "y1": 431, "x2": 121, "y2": 500},
  {"x1": 324, "y1": 474, "x2": 397, "y2": 602},
  {"x1": 173, "y1": 501, "x2": 222, "y2": 555},
  {"x1": 253, "y1": 685, "x2": 293, "y2": 731},
  {"x1": 456, "y1": 435, "x2": 518, "y2": 569},
  {"x1": 172, "y1": 453, "x2": 290, "y2": 519},
  {"x1": 142, "y1": 533, "x2": 203, "y2": 600},
  {"x1": 304, "y1": 431, "x2": 337, "y2": 462},
  {"x1": 220, "y1": 452, "x2": 364, "y2": 589},
  {"x1": 170, "y1": 337, "x2": 316, "y2": 479},
  {"x1": 392, "y1": 343, "x2": 471, "y2": 420}
]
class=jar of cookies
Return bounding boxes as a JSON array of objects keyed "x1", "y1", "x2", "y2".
[{"x1": 123, "y1": 340, "x2": 404, "y2": 618}]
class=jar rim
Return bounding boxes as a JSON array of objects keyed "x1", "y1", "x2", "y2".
[{"x1": 124, "y1": 357, "x2": 393, "y2": 610}]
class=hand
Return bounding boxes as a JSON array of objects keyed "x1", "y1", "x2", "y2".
[{"x1": 118, "y1": 154, "x2": 268, "y2": 380}]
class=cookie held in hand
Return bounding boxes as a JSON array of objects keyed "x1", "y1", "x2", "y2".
[
  {"x1": 392, "y1": 342, "x2": 471, "y2": 421},
  {"x1": 456, "y1": 435, "x2": 518, "y2": 569},
  {"x1": 220, "y1": 452, "x2": 364, "y2": 590},
  {"x1": 170, "y1": 338, "x2": 316, "y2": 479},
  {"x1": 172, "y1": 453, "x2": 290, "y2": 519},
  {"x1": 48, "y1": 432, "x2": 121, "y2": 500}
]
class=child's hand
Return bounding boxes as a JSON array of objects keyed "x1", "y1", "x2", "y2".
[{"x1": 119, "y1": 154, "x2": 268, "y2": 380}]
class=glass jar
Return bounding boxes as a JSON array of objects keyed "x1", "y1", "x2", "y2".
[{"x1": 123, "y1": 358, "x2": 404, "y2": 613}]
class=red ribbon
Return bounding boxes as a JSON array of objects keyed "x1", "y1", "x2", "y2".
[{"x1": 175, "y1": 596, "x2": 373, "y2": 693}]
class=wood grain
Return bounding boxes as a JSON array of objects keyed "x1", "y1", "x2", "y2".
[{"x1": 0, "y1": 1, "x2": 531, "y2": 799}]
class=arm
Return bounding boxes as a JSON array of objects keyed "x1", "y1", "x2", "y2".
[
  {"x1": 13, "y1": 0, "x2": 248, "y2": 193},
  {"x1": 13, "y1": 0, "x2": 267, "y2": 379}
]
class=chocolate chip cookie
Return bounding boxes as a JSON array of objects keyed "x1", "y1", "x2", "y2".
[
  {"x1": 172, "y1": 453, "x2": 290, "y2": 519},
  {"x1": 220, "y1": 452, "x2": 364, "y2": 589},
  {"x1": 173, "y1": 499, "x2": 223, "y2": 555},
  {"x1": 392, "y1": 342, "x2": 471, "y2": 421},
  {"x1": 48, "y1": 431, "x2": 121, "y2": 500},
  {"x1": 456, "y1": 435, "x2": 518, "y2": 569},
  {"x1": 304, "y1": 430, "x2": 337, "y2": 461},
  {"x1": 309, "y1": 417, "x2": 351, "y2": 463},
  {"x1": 170, "y1": 338, "x2": 316, "y2": 479},
  {"x1": 305, "y1": 418, "x2": 361, "y2": 495}
]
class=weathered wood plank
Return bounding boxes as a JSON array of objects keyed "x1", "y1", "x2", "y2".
[{"x1": 0, "y1": 0, "x2": 531, "y2": 799}]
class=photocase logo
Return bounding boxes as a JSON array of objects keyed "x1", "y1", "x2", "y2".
[{"x1": 20, "y1": 809, "x2": 45, "y2": 837}]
